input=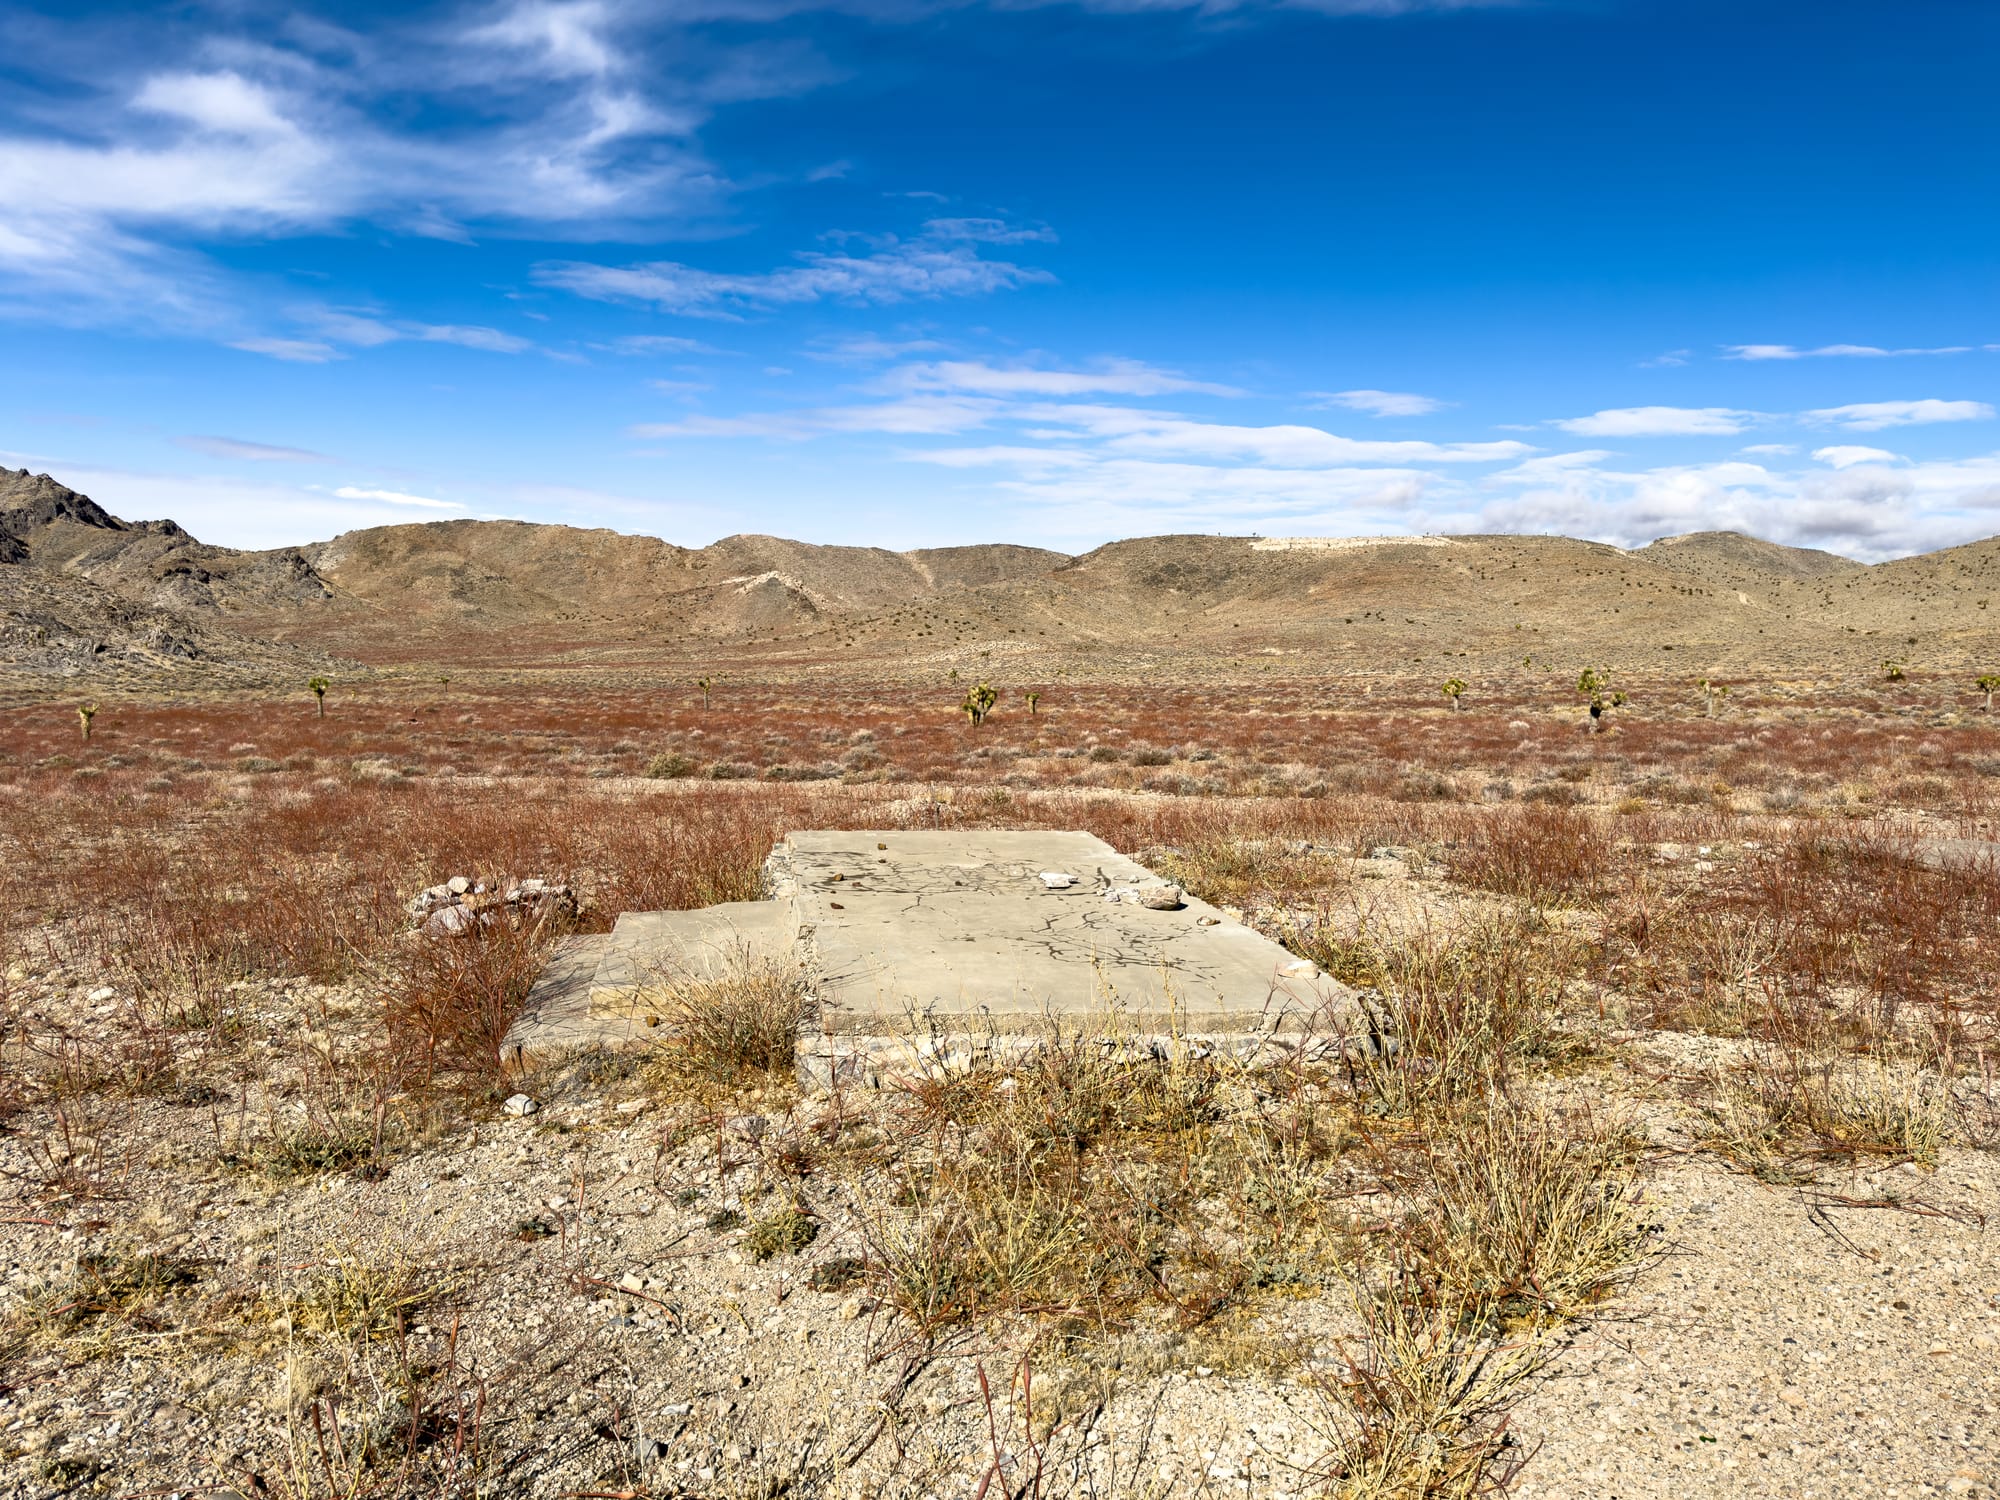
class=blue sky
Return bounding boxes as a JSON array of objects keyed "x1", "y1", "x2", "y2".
[{"x1": 3, "y1": 0, "x2": 1998, "y2": 559}]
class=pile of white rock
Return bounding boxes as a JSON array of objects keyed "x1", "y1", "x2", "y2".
[{"x1": 408, "y1": 875, "x2": 578, "y2": 937}]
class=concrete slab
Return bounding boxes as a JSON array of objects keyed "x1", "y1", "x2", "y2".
[
  {"x1": 776, "y1": 830, "x2": 1362, "y2": 1086},
  {"x1": 506, "y1": 831, "x2": 1366, "y2": 1088},
  {"x1": 590, "y1": 901, "x2": 796, "y2": 1018},
  {"x1": 499, "y1": 933, "x2": 646, "y2": 1072}
]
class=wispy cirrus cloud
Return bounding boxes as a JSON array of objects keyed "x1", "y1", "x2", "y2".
[
  {"x1": 1805, "y1": 399, "x2": 1995, "y2": 431},
  {"x1": 880, "y1": 358, "x2": 1236, "y2": 398},
  {"x1": 332, "y1": 485, "x2": 464, "y2": 510},
  {"x1": 228, "y1": 337, "x2": 342, "y2": 363},
  {"x1": 634, "y1": 357, "x2": 1524, "y2": 463},
  {"x1": 176, "y1": 435, "x2": 333, "y2": 462},
  {"x1": 1308, "y1": 389, "x2": 1449, "y2": 417},
  {"x1": 0, "y1": 1, "x2": 803, "y2": 342},
  {"x1": 1724, "y1": 342, "x2": 1978, "y2": 360},
  {"x1": 596, "y1": 333, "x2": 727, "y2": 356},
  {"x1": 1554, "y1": 406, "x2": 1756, "y2": 437},
  {"x1": 535, "y1": 219, "x2": 1056, "y2": 318}
]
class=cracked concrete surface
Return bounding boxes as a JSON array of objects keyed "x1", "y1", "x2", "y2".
[{"x1": 505, "y1": 830, "x2": 1362, "y2": 1086}]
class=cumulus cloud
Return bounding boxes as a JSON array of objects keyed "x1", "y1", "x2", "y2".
[
  {"x1": 535, "y1": 220, "x2": 1055, "y2": 318},
  {"x1": 1309, "y1": 389, "x2": 1448, "y2": 417},
  {"x1": 1554, "y1": 406, "x2": 1755, "y2": 437},
  {"x1": 1812, "y1": 445, "x2": 1898, "y2": 469},
  {"x1": 1804, "y1": 399, "x2": 1995, "y2": 431}
]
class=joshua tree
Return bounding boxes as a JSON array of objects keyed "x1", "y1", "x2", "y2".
[
  {"x1": 1024, "y1": 690, "x2": 1041, "y2": 715},
  {"x1": 694, "y1": 675, "x2": 715, "y2": 713},
  {"x1": 1882, "y1": 657, "x2": 1908, "y2": 682},
  {"x1": 1978, "y1": 672, "x2": 2000, "y2": 712},
  {"x1": 308, "y1": 675, "x2": 330, "y2": 718},
  {"x1": 77, "y1": 702, "x2": 98, "y2": 741},
  {"x1": 961, "y1": 681, "x2": 998, "y2": 726},
  {"x1": 1576, "y1": 668, "x2": 1625, "y2": 733},
  {"x1": 1441, "y1": 677, "x2": 1467, "y2": 711},
  {"x1": 1697, "y1": 676, "x2": 1729, "y2": 717}
]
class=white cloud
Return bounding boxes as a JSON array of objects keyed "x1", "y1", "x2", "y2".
[
  {"x1": 416, "y1": 323, "x2": 533, "y2": 353},
  {"x1": 176, "y1": 435, "x2": 332, "y2": 462},
  {"x1": 534, "y1": 220, "x2": 1055, "y2": 318},
  {"x1": 805, "y1": 334, "x2": 950, "y2": 363},
  {"x1": 635, "y1": 392, "x2": 1005, "y2": 439},
  {"x1": 1554, "y1": 406, "x2": 1756, "y2": 437},
  {"x1": 1725, "y1": 343, "x2": 1974, "y2": 360},
  {"x1": 1309, "y1": 389, "x2": 1448, "y2": 417},
  {"x1": 292, "y1": 308, "x2": 533, "y2": 354},
  {"x1": 1029, "y1": 408, "x2": 1529, "y2": 466},
  {"x1": 1804, "y1": 399, "x2": 1995, "y2": 431},
  {"x1": 1739, "y1": 443, "x2": 1796, "y2": 456},
  {"x1": 468, "y1": 1, "x2": 618, "y2": 80},
  {"x1": 332, "y1": 485, "x2": 465, "y2": 510},
  {"x1": 916, "y1": 217, "x2": 1056, "y2": 244},
  {"x1": 599, "y1": 334, "x2": 724, "y2": 355},
  {"x1": 0, "y1": 9, "x2": 754, "y2": 341},
  {"x1": 884, "y1": 359, "x2": 1237, "y2": 398},
  {"x1": 133, "y1": 72, "x2": 299, "y2": 139},
  {"x1": 229, "y1": 337, "x2": 341, "y2": 363},
  {"x1": 1812, "y1": 445, "x2": 1898, "y2": 469}
]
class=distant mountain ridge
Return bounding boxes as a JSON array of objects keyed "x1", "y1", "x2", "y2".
[{"x1": 4, "y1": 466, "x2": 1998, "y2": 684}]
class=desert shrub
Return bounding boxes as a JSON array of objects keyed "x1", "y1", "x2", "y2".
[
  {"x1": 383, "y1": 914, "x2": 563, "y2": 1084},
  {"x1": 646, "y1": 751, "x2": 697, "y2": 779},
  {"x1": 1444, "y1": 804, "x2": 1610, "y2": 904},
  {"x1": 1392, "y1": 771, "x2": 1455, "y2": 802},
  {"x1": 764, "y1": 762, "x2": 840, "y2": 782},
  {"x1": 1521, "y1": 780, "x2": 1582, "y2": 806}
]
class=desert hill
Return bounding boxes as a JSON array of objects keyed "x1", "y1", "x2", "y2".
[{"x1": 5, "y1": 465, "x2": 2000, "y2": 686}]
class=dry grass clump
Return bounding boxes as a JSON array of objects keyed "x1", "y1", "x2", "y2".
[
  {"x1": 642, "y1": 951, "x2": 809, "y2": 1091},
  {"x1": 1297, "y1": 914, "x2": 1592, "y2": 1111},
  {"x1": 1312, "y1": 1281, "x2": 1551, "y2": 1500},
  {"x1": 857, "y1": 1025, "x2": 1362, "y2": 1337},
  {"x1": 282, "y1": 1252, "x2": 455, "y2": 1343},
  {"x1": 1151, "y1": 836, "x2": 1353, "y2": 910},
  {"x1": 29, "y1": 1245, "x2": 204, "y2": 1339},
  {"x1": 1401, "y1": 1102, "x2": 1648, "y2": 1326},
  {"x1": 1698, "y1": 1046, "x2": 1956, "y2": 1178},
  {"x1": 863, "y1": 1033, "x2": 1222, "y2": 1333}
]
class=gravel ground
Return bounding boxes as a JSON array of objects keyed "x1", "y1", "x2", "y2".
[{"x1": 0, "y1": 966, "x2": 1993, "y2": 1499}]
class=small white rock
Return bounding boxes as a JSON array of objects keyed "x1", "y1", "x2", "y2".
[{"x1": 502, "y1": 1093, "x2": 538, "y2": 1117}]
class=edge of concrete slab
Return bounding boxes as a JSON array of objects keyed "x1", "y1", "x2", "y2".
[{"x1": 501, "y1": 933, "x2": 658, "y2": 1073}]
